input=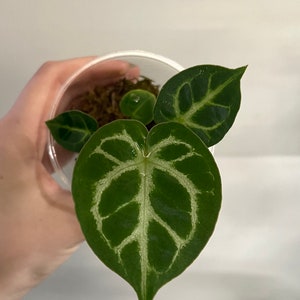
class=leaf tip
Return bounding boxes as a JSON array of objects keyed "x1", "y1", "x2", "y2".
[{"x1": 236, "y1": 65, "x2": 248, "y2": 76}]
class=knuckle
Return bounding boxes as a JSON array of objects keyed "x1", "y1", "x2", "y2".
[
  {"x1": 35, "y1": 60, "x2": 67, "y2": 87},
  {"x1": 37, "y1": 60, "x2": 61, "y2": 75}
]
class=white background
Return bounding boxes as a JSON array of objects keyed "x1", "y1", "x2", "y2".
[{"x1": 0, "y1": 0, "x2": 299, "y2": 299}]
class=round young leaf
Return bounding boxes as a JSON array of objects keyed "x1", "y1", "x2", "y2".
[
  {"x1": 120, "y1": 89, "x2": 156, "y2": 125},
  {"x1": 46, "y1": 110, "x2": 98, "y2": 152},
  {"x1": 154, "y1": 65, "x2": 247, "y2": 147},
  {"x1": 72, "y1": 119, "x2": 221, "y2": 300}
]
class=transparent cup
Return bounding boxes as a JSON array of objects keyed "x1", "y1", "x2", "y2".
[{"x1": 47, "y1": 50, "x2": 184, "y2": 190}]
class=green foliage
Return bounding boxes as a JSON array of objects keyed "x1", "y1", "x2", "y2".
[
  {"x1": 47, "y1": 64, "x2": 246, "y2": 300},
  {"x1": 154, "y1": 65, "x2": 247, "y2": 147},
  {"x1": 46, "y1": 110, "x2": 98, "y2": 152}
]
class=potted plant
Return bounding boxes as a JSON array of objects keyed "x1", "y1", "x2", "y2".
[{"x1": 46, "y1": 50, "x2": 246, "y2": 300}]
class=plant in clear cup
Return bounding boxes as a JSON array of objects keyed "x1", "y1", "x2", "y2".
[{"x1": 47, "y1": 50, "x2": 246, "y2": 300}]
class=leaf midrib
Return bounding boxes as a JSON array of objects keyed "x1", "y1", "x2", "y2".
[
  {"x1": 140, "y1": 157, "x2": 151, "y2": 300},
  {"x1": 178, "y1": 71, "x2": 240, "y2": 122}
]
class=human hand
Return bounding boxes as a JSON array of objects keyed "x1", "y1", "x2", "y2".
[{"x1": 0, "y1": 57, "x2": 139, "y2": 300}]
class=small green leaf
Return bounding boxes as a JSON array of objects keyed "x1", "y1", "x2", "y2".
[
  {"x1": 72, "y1": 119, "x2": 221, "y2": 300},
  {"x1": 154, "y1": 65, "x2": 247, "y2": 147},
  {"x1": 120, "y1": 89, "x2": 156, "y2": 125},
  {"x1": 46, "y1": 110, "x2": 98, "y2": 152}
]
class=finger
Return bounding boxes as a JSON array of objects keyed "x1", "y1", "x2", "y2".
[
  {"x1": 6, "y1": 57, "x2": 139, "y2": 158},
  {"x1": 8, "y1": 56, "x2": 106, "y2": 119},
  {"x1": 10, "y1": 58, "x2": 139, "y2": 127},
  {"x1": 14, "y1": 58, "x2": 139, "y2": 119},
  {"x1": 54, "y1": 60, "x2": 140, "y2": 113}
]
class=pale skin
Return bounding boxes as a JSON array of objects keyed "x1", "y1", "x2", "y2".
[{"x1": 0, "y1": 57, "x2": 139, "y2": 299}]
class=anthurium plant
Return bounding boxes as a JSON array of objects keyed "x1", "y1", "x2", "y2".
[{"x1": 46, "y1": 64, "x2": 246, "y2": 300}]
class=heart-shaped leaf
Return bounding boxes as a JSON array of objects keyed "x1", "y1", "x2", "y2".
[
  {"x1": 154, "y1": 65, "x2": 247, "y2": 147},
  {"x1": 46, "y1": 110, "x2": 98, "y2": 152},
  {"x1": 72, "y1": 119, "x2": 221, "y2": 300}
]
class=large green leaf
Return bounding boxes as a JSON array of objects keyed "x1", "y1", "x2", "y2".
[
  {"x1": 154, "y1": 65, "x2": 247, "y2": 147},
  {"x1": 72, "y1": 119, "x2": 221, "y2": 300}
]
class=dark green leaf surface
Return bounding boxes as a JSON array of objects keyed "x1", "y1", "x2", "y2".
[
  {"x1": 72, "y1": 119, "x2": 221, "y2": 300},
  {"x1": 46, "y1": 110, "x2": 98, "y2": 152},
  {"x1": 154, "y1": 65, "x2": 247, "y2": 147},
  {"x1": 120, "y1": 89, "x2": 156, "y2": 125}
]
